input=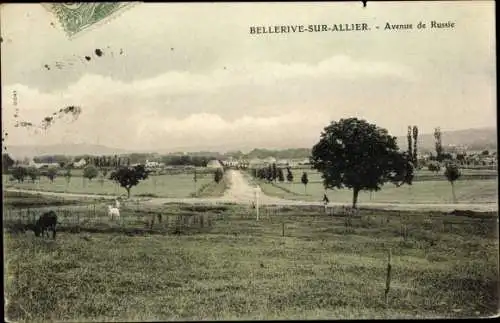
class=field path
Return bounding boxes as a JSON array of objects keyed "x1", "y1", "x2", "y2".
[{"x1": 4, "y1": 170, "x2": 498, "y2": 212}]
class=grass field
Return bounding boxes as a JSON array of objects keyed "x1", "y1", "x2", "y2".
[
  {"x1": 276, "y1": 168, "x2": 497, "y2": 183},
  {"x1": 258, "y1": 179, "x2": 498, "y2": 204},
  {"x1": 2, "y1": 172, "x2": 225, "y2": 199},
  {"x1": 3, "y1": 193, "x2": 499, "y2": 321}
]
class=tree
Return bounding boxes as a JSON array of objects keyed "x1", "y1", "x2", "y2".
[
  {"x1": 277, "y1": 168, "x2": 285, "y2": 182},
  {"x1": 11, "y1": 166, "x2": 27, "y2": 183},
  {"x1": 427, "y1": 162, "x2": 441, "y2": 173},
  {"x1": 310, "y1": 118, "x2": 414, "y2": 209},
  {"x1": 64, "y1": 167, "x2": 72, "y2": 184},
  {"x1": 301, "y1": 172, "x2": 309, "y2": 193},
  {"x1": 98, "y1": 168, "x2": 109, "y2": 187},
  {"x1": 434, "y1": 127, "x2": 443, "y2": 161},
  {"x1": 83, "y1": 165, "x2": 99, "y2": 181},
  {"x1": 109, "y1": 165, "x2": 150, "y2": 198},
  {"x1": 272, "y1": 163, "x2": 278, "y2": 182},
  {"x1": 286, "y1": 167, "x2": 294, "y2": 182},
  {"x1": 407, "y1": 125, "x2": 413, "y2": 162},
  {"x1": 444, "y1": 162, "x2": 461, "y2": 203},
  {"x1": 412, "y1": 125, "x2": 419, "y2": 168},
  {"x1": 266, "y1": 164, "x2": 273, "y2": 182},
  {"x1": 2, "y1": 153, "x2": 15, "y2": 172},
  {"x1": 193, "y1": 169, "x2": 198, "y2": 194},
  {"x1": 214, "y1": 168, "x2": 223, "y2": 184},
  {"x1": 46, "y1": 167, "x2": 58, "y2": 183},
  {"x1": 26, "y1": 167, "x2": 39, "y2": 183},
  {"x1": 481, "y1": 150, "x2": 489, "y2": 156}
]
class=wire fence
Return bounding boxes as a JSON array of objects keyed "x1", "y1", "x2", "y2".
[
  {"x1": 3, "y1": 202, "x2": 498, "y2": 239},
  {"x1": 3, "y1": 203, "x2": 220, "y2": 235}
]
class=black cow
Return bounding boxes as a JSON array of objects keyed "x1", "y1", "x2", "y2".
[{"x1": 34, "y1": 211, "x2": 58, "y2": 239}]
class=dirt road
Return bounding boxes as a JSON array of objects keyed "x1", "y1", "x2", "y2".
[{"x1": 4, "y1": 170, "x2": 498, "y2": 212}]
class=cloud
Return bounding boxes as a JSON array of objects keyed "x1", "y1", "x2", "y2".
[{"x1": 1, "y1": 55, "x2": 413, "y2": 150}]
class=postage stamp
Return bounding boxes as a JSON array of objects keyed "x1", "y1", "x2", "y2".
[
  {"x1": 41, "y1": 2, "x2": 136, "y2": 38},
  {"x1": 1, "y1": 2, "x2": 497, "y2": 322}
]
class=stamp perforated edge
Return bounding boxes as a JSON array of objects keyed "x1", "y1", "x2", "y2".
[{"x1": 41, "y1": 3, "x2": 141, "y2": 40}]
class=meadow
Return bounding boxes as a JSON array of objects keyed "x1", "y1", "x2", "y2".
[
  {"x1": 3, "y1": 193, "x2": 499, "y2": 321},
  {"x1": 257, "y1": 178, "x2": 498, "y2": 205},
  {"x1": 285, "y1": 168, "x2": 498, "y2": 183},
  {"x1": 2, "y1": 171, "x2": 226, "y2": 199}
]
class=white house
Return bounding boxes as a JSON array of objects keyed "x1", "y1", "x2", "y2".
[{"x1": 73, "y1": 158, "x2": 87, "y2": 168}]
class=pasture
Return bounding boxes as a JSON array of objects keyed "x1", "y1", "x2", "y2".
[
  {"x1": 258, "y1": 179, "x2": 498, "y2": 204},
  {"x1": 282, "y1": 168, "x2": 498, "y2": 184},
  {"x1": 2, "y1": 172, "x2": 226, "y2": 199},
  {"x1": 3, "y1": 193, "x2": 499, "y2": 321}
]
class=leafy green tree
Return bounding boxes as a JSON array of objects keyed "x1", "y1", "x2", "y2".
[
  {"x1": 266, "y1": 164, "x2": 273, "y2": 182},
  {"x1": 310, "y1": 118, "x2": 414, "y2": 209},
  {"x1": 272, "y1": 163, "x2": 278, "y2": 182},
  {"x1": 278, "y1": 168, "x2": 285, "y2": 182},
  {"x1": 214, "y1": 168, "x2": 224, "y2": 184},
  {"x1": 46, "y1": 167, "x2": 58, "y2": 183},
  {"x1": 407, "y1": 125, "x2": 413, "y2": 161},
  {"x1": 2, "y1": 153, "x2": 15, "y2": 172},
  {"x1": 64, "y1": 167, "x2": 72, "y2": 184},
  {"x1": 427, "y1": 161, "x2": 441, "y2": 173},
  {"x1": 83, "y1": 165, "x2": 99, "y2": 181},
  {"x1": 301, "y1": 172, "x2": 309, "y2": 193},
  {"x1": 286, "y1": 167, "x2": 294, "y2": 182},
  {"x1": 444, "y1": 162, "x2": 461, "y2": 203},
  {"x1": 412, "y1": 126, "x2": 419, "y2": 168},
  {"x1": 109, "y1": 165, "x2": 150, "y2": 198},
  {"x1": 11, "y1": 166, "x2": 27, "y2": 183},
  {"x1": 434, "y1": 127, "x2": 443, "y2": 161},
  {"x1": 26, "y1": 167, "x2": 39, "y2": 183}
]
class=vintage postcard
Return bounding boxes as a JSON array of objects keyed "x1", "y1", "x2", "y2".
[{"x1": 1, "y1": 1, "x2": 498, "y2": 321}]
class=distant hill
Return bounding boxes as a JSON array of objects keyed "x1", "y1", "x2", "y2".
[
  {"x1": 5, "y1": 144, "x2": 131, "y2": 159},
  {"x1": 4, "y1": 127, "x2": 495, "y2": 160},
  {"x1": 396, "y1": 127, "x2": 497, "y2": 152}
]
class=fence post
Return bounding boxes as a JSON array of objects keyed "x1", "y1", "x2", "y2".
[
  {"x1": 384, "y1": 248, "x2": 392, "y2": 306},
  {"x1": 77, "y1": 211, "x2": 80, "y2": 232},
  {"x1": 282, "y1": 219, "x2": 285, "y2": 237}
]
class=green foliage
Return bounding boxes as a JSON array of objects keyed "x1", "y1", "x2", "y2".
[
  {"x1": 286, "y1": 167, "x2": 294, "y2": 182},
  {"x1": 301, "y1": 172, "x2": 309, "y2": 186},
  {"x1": 444, "y1": 162, "x2": 461, "y2": 183},
  {"x1": 428, "y1": 162, "x2": 441, "y2": 173},
  {"x1": 64, "y1": 168, "x2": 72, "y2": 183},
  {"x1": 26, "y1": 167, "x2": 39, "y2": 183},
  {"x1": 109, "y1": 165, "x2": 150, "y2": 198},
  {"x1": 2, "y1": 153, "x2": 15, "y2": 171},
  {"x1": 310, "y1": 118, "x2": 414, "y2": 208},
  {"x1": 46, "y1": 167, "x2": 58, "y2": 183},
  {"x1": 278, "y1": 168, "x2": 285, "y2": 182},
  {"x1": 214, "y1": 168, "x2": 224, "y2": 184},
  {"x1": 11, "y1": 166, "x2": 27, "y2": 183},
  {"x1": 83, "y1": 165, "x2": 99, "y2": 181}
]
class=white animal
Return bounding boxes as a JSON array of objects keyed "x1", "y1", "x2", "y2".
[
  {"x1": 114, "y1": 199, "x2": 121, "y2": 209},
  {"x1": 108, "y1": 205, "x2": 120, "y2": 220}
]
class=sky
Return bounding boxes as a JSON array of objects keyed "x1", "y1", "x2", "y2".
[{"x1": 0, "y1": 1, "x2": 496, "y2": 153}]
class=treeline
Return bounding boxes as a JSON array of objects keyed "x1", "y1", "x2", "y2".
[{"x1": 250, "y1": 164, "x2": 294, "y2": 183}]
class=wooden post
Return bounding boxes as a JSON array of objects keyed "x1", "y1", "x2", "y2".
[
  {"x1": 385, "y1": 248, "x2": 392, "y2": 306},
  {"x1": 282, "y1": 218, "x2": 285, "y2": 237},
  {"x1": 255, "y1": 188, "x2": 260, "y2": 221}
]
